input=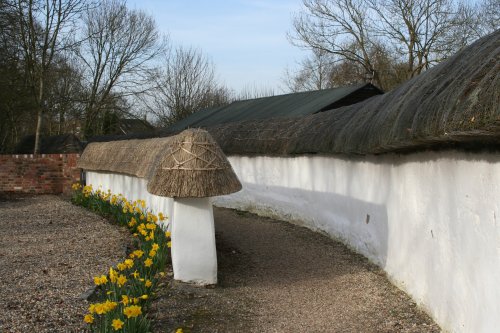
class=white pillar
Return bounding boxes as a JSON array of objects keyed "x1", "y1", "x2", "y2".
[{"x1": 171, "y1": 197, "x2": 217, "y2": 285}]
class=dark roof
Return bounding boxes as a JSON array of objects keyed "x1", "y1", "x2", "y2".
[
  {"x1": 14, "y1": 134, "x2": 83, "y2": 154},
  {"x1": 117, "y1": 118, "x2": 154, "y2": 135},
  {"x1": 167, "y1": 105, "x2": 227, "y2": 133},
  {"x1": 167, "y1": 83, "x2": 383, "y2": 132}
]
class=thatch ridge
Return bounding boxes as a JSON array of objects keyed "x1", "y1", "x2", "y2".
[
  {"x1": 204, "y1": 30, "x2": 500, "y2": 155},
  {"x1": 147, "y1": 129, "x2": 242, "y2": 198}
]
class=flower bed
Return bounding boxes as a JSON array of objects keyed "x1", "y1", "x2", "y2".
[{"x1": 72, "y1": 183, "x2": 172, "y2": 333}]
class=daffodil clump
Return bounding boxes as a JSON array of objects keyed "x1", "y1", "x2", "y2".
[{"x1": 72, "y1": 183, "x2": 172, "y2": 332}]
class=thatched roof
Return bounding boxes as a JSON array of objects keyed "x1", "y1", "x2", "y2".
[
  {"x1": 147, "y1": 129, "x2": 242, "y2": 197},
  {"x1": 78, "y1": 129, "x2": 241, "y2": 198},
  {"x1": 204, "y1": 30, "x2": 500, "y2": 155}
]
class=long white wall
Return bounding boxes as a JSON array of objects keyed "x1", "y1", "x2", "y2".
[{"x1": 215, "y1": 152, "x2": 500, "y2": 333}]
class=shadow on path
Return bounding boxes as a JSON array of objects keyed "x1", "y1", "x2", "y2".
[{"x1": 151, "y1": 208, "x2": 440, "y2": 333}]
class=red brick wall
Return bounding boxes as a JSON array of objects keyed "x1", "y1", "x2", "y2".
[{"x1": 0, "y1": 154, "x2": 81, "y2": 194}]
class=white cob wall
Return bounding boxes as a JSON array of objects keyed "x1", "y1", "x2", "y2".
[{"x1": 215, "y1": 151, "x2": 500, "y2": 333}]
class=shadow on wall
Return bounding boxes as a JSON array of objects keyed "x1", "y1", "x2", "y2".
[
  {"x1": 217, "y1": 151, "x2": 500, "y2": 333},
  {"x1": 216, "y1": 184, "x2": 389, "y2": 269}
]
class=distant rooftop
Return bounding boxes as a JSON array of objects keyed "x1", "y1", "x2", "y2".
[
  {"x1": 116, "y1": 118, "x2": 154, "y2": 135},
  {"x1": 167, "y1": 83, "x2": 383, "y2": 132}
]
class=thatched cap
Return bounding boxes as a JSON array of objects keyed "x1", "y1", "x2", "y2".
[{"x1": 147, "y1": 129, "x2": 242, "y2": 198}]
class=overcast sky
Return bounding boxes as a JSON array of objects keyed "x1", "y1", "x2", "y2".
[{"x1": 129, "y1": 0, "x2": 308, "y2": 93}]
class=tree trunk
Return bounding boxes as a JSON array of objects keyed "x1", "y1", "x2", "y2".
[{"x1": 33, "y1": 78, "x2": 44, "y2": 154}]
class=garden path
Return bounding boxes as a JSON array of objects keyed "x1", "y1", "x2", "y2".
[{"x1": 151, "y1": 207, "x2": 440, "y2": 332}]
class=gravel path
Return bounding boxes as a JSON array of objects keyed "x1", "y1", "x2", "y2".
[
  {"x1": 0, "y1": 195, "x2": 131, "y2": 333},
  {"x1": 151, "y1": 208, "x2": 441, "y2": 332}
]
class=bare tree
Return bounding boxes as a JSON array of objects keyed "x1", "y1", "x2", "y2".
[
  {"x1": 146, "y1": 46, "x2": 231, "y2": 126},
  {"x1": 13, "y1": 0, "x2": 85, "y2": 153},
  {"x1": 290, "y1": 0, "x2": 490, "y2": 91},
  {"x1": 236, "y1": 84, "x2": 275, "y2": 100},
  {"x1": 368, "y1": 0, "x2": 476, "y2": 76},
  {"x1": 283, "y1": 49, "x2": 336, "y2": 92},
  {"x1": 291, "y1": 0, "x2": 384, "y2": 87},
  {"x1": 44, "y1": 56, "x2": 84, "y2": 135},
  {"x1": 77, "y1": 0, "x2": 163, "y2": 137},
  {"x1": 478, "y1": 0, "x2": 500, "y2": 36}
]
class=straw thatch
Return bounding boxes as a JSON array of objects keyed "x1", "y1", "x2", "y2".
[
  {"x1": 78, "y1": 129, "x2": 241, "y2": 198},
  {"x1": 203, "y1": 30, "x2": 500, "y2": 155},
  {"x1": 147, "y1": 129, "x2": 242, "y2": 198},
  {"x1": 78, "y1": 137, "x2": 174, "y2": 178}
]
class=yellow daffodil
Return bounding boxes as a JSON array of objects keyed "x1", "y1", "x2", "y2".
[
  {"x1": 88, "y1": 303, "x2": 96, "y2": 314},
  {"x1": 123, "y1": 305, "x2": 142, "y2": 318},
  {"x1": 131, "y1": 270, "x2": 140, "y2": 279},
  {"x1": 94, "y1": 303, "x2": 105, "y2": 315},
  {"x1": 159, "y1": 212, "x2": 166, "y2": 221},
  {"x1": 140, "y1": 294, "x2": 148, "y2": 300},
  {"x1": 124, "y1": 259, "x2": 134, "y2": 269},
  {"x1": 83, "y1": 314, "x2": 94, "y2": 324},
  {"x1": 128, "y1": 217, "x2": 137, "y2": 227},
  {"x1": 165, "y1": 231, "x2": 171, "y2": 238},
  {"x1": 94, "y1": 275, "x2": 108, "y2": 286},
  {"x1": 167, "y1": 241, "x2": 172, "y2": 248},
  {"x1": 144, "y1": 258, "x2": 153, "y2": 267},
  {"x1": 132, "y1": 297, "x2": 139, "y2": 305},
  {"x1": 152, "y1": 243, "x2": 159, "y2": 251},
  {"x1": 121, "y1": 295, "x2": 130, "y2": 305},
  {"x1": 109, "y1": 268, "x2": 118, "y2": 283},
  {"x1": 117, "y1": 263, "x2": 127, "y2": 271},
  {"x1": 149, "y1": 249, "x2": 156, "y2": 257},
  {"x1": 103, "y1": 300, "x2": 118, "y2": 312},
  {"x1": 133, "y1": 250, "x2": 144, "y2": 258},
  {"x1": 176, "y1": 328, "x2": 184, "y2": 333},
  {"x1": 145, "y1": 279, "x2": 152, "y2": 287},
  {"x1": 117, "y1": 274, "x2": 127, "y2": 287},
  {"x1": 146, "y1": 223, "x2": 156, "y2": 230},
  {"x1": 112, "y1": 318, "x2": 124, "y2": 331}
]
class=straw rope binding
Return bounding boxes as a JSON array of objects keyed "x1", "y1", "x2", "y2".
[{"x1": 163, "y1": 141, "x2": 228, "y2": 171}]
